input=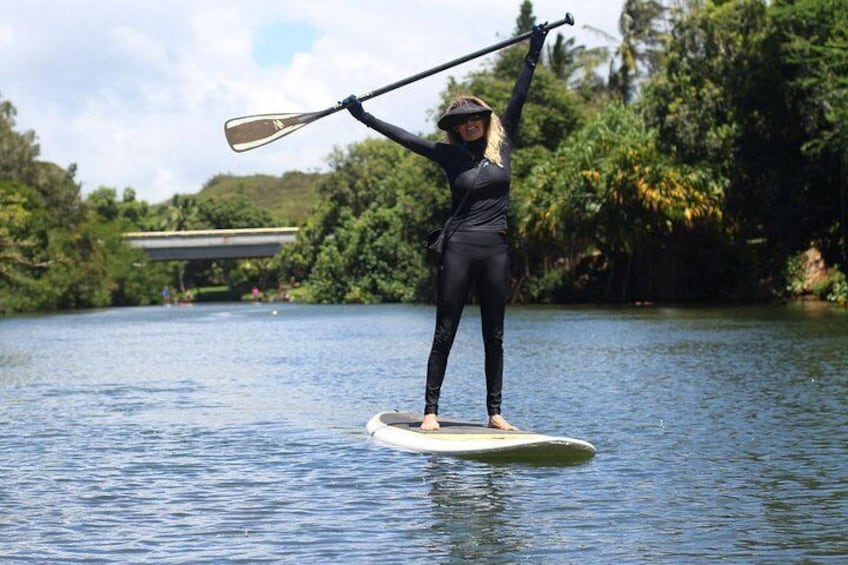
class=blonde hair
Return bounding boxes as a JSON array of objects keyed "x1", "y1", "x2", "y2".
[{"x1": 443, "y1": 95, "x2": 506, "y2": 167}]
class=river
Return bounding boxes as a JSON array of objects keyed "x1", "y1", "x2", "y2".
[{"x1": 1, "y1": 302, "x2": 846, "y2": 563}]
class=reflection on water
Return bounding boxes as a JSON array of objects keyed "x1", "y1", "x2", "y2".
[
  {"x1": 424, "y1": 459, "x2": 520, "y2": 561},
  {"x1": 1, "y1": 302, "x2": 846, "y2": 562}
]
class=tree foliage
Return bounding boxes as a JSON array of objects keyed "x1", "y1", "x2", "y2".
[
  {"x1": 771, "y1": 0, "x2": 848, "y2": 264},
  {"x1": 0, "y1": 95, "x2": 170, "y2": 313},
  {"x1": 278, "y1": 139, "x2": 441, "y2": 303},
  {"x1": 514, "y1": 103, "x2": 725, "y2": 302},
  {"x1": 642, "y1": 0, "x2": 847, "y2": 296},
  {"x1": 199, "y1": 172, "x2": 322, "y2": 225},
  {"x1": 583, "y1": 0, "x2": 667, "y2": 104}
]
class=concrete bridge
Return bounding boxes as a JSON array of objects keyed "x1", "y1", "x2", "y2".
[{"x1": 124, "y1": 227, "x2": 299, "y2": 261}]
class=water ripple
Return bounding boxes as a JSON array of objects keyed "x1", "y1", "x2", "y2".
[{"x1": 1, "y1": 303, "x2": 846, "y2": 562}]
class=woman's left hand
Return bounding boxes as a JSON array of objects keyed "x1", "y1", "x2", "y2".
[{"x1": 527, "y1": 23, "x2": 549, "y2": 65}]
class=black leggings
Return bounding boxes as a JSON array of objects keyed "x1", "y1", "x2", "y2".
[{"x1": 425, "y1": 230, "x2": 510, "y2": 416}]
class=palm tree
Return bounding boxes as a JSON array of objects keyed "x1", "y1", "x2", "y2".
[
  {"x1": 158, "y1": 194, "x2": 200, "y2": 292},
  {"x1": 513, "y1": 0, "x2": 536, "y2": 35},
  {"x1": 547, "y1": 34, "x2": 586, "y2": 84},
  {"x1": 159, "y1": 194, "x2": 199, "y2": 232},
  {"x1": 585, "y1": 0, "x2": 667, "y2": 104}
]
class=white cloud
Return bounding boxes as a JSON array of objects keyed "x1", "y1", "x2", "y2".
[
  {"x1": 0, "y1": 24, "x2": 12, "y2": 50},
  {"x1": 1, "y1": 0, "x2": 622, "y2": 204}
]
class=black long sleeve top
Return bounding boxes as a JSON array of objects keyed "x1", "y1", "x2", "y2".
[{"x1": 354, "y1": 60, "x2": 538, "y2": 232}]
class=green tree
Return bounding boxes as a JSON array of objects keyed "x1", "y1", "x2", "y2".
[
  {"x1": 85, "y1": 187, "x2": 170, "y2": 306},
  {"x1": 514, "y1": 0, "x2": 536, "y2": 35},
  {"x1": 547, "y1": 34, "x2": 586, "y2": 84},
  {"x1": 641, "y1": 1, "x2": 773, "y2": 298},
  {"x1": 1, "y1": 93, "x2": 174, "y2": 313},
  {"x1": 197, "y1": 193, "x2": 274, "y2": 229},
  {"x1": 772, "y1": 0, "x2": 848, "y2": 265},
  {"x1": 0, "y1": 98, "x2": 39, "y2": 184},
  {"x1": 514, "y1": 103, "x2": 725, "y2": 302},
  {"x1": 158, "y1": 194, "x2": 200, "y2": 231},
  {"x1": 641, "y1": 0, "x2": 768, "y2": 173},
  {"x1": 643, "y1": 0, "x2": 847, "y2": 295},
  {"x1": 0, "y1": 180, "x2": 50, "y2": 312},
  {"x1": 87, "y1": 186, "x2": 121, "y2": 222},
  {"x1": 0, "y1": 96, "x2": 111, "y2": 311},
  {"x1": 585, "y1": 0, "x2": 667, "y2": 104},
  {"x1": 280, "y1": 139, "x2": 440, "y2": 303}
]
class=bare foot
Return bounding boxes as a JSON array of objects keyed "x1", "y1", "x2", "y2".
[
  {"x1": 488, "y1": 414, "x2": 518, "y2": 431},
  {"x1": 420, "y1": 414, "x2": 440, "y2": 431}
]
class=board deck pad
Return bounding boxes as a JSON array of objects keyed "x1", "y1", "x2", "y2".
[{"x1": 367, "y1": 411, "x2": 595, "y2": 465}]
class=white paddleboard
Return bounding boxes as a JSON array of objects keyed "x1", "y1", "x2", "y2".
[{"x1": 366, "y1": 411, "x2": 595, "y2": 464}]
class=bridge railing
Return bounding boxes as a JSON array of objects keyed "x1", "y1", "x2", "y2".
[{"x1": 124, "y1": 227, "x2": 299, "y2": 261}]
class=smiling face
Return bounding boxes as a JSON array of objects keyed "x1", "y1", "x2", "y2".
[{"x1": 453, "y1": 114, "x2": 487, "y2": 142}]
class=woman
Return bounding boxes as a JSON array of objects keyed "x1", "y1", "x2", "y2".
[{"x1": 343, "y1": 25, "x2": 548, "y2": 431}]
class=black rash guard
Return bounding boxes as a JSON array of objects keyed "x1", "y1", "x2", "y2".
[{"x1": 354, "y1": 61, "x2": 536, "y2": 232}]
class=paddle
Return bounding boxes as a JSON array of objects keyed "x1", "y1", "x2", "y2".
[{"x1": 224, "y1": 13, "x2": 575, "y2": 152}]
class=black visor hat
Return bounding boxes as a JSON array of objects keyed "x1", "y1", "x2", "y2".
[{"x1": 437, "y1": 101, "x2": 492, "y2": 131}]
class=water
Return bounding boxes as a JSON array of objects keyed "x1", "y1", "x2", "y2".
[{"x1": 1, "y1": 302, "x2": 846, "y2": 563}]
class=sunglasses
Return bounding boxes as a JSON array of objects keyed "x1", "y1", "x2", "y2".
[{"x1": 456, "y1": 114, "x2": 486, "y2": 126}]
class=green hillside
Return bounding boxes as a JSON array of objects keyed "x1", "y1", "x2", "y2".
[{"x1": 197, "y1": 171, "x2": 325, "y2": 226}]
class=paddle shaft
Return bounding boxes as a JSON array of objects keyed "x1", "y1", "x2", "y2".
[
  {"x1": 320, "y1": 13, "x2": 575, "y2": 119},
  {"x1": 359, "y1": 13, "x2": 575, "y2": 103}
]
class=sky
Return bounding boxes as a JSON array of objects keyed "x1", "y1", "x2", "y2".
[{"x1": 1, "y1": 0, "x2": 624, "y2": 204}]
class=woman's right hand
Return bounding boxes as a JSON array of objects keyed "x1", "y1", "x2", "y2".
[{"x1": 341, "y1": 95, "x2": 366, "y2": 120}]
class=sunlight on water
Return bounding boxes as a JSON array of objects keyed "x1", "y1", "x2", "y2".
[{"x1": 1, "y1": 303, "x2": 846, "y2": 562}]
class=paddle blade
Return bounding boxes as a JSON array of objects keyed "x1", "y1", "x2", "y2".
[{"x1": 224, "y1": 112, "x2": 321, "y2": 152}]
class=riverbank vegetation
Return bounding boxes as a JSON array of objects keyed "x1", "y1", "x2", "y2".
[{"x1": 2, "y1": 0, "x2": 846, "y2": 314}]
